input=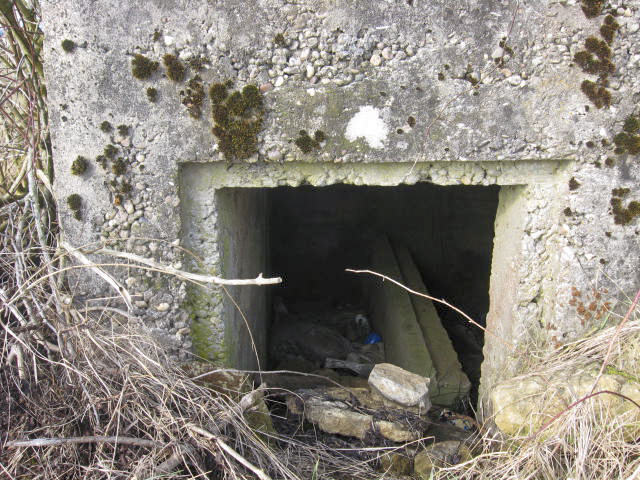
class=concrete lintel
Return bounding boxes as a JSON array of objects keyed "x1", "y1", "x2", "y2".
[{"x1": 185, "y1": 159, "x2": 570, "y2": 190}]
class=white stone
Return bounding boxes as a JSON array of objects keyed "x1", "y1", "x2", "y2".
[
  {"x1": 123, "y1": 199, "x2": 135, "y2": 215},
  {"x1": 156, "y1": 302, "x2": 171, "y2": 312},
  {"x1": 274, "y1": 76, "x2": 284, "y2": 87},
  {"x1": 305, "y1": 64, "x2": 315, "y2": 78},
  {"x1": 345, "y1": 105, "x2": 389, "y2": 149},
  {"x1": 506, "y1": 74, "x2": 522, "y2": 86},
  {"x1": 369, "y1": 53, "x2": 382, "y2": 66},
  {"x1": 267, "y1": 148, "x2": 282, "y2": 161},
  {"x1": 491, "y1": 46, "x2": 504, "y2": 59}
]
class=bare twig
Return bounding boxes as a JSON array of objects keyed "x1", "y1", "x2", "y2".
[
  {"x1": 6, "y1": 435, "x2": 160, "y2": 449},
  {"x1": 346, "y1": 268, "x2": 515, "y2": 350},
  {"x1": 153, "y1": 444, "x2": 196, "y2": 476},
  {"x1": 96, "y1": 246, "x2": 282, "y2": 286},
  {"x1": 6, "y1": 344, "x2": 25, "y2": 380},
  {"x1": 60, "y1": 241, "x2": 134, "y2": 310}
]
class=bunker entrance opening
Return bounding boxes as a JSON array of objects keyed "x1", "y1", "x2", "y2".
[{"x1": 217, "y1": 183, "x2": 499, "y2": 405}]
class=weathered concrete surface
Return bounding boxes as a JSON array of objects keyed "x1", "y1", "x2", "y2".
[
  {"x1": 40, "y1": 0, "x2": 640, "y2": 409},
  {"x1": 394, "y1": 243, "x2": 471, "y2": 405}
]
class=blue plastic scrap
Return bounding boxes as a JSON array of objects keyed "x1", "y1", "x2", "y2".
[{"x1": 364, "y1": 332, "x2": 382, "y2": 344}]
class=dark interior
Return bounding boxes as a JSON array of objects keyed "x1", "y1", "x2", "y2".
[{"x1": 266, "y1": 183, "x2": 500, "y2": 390}]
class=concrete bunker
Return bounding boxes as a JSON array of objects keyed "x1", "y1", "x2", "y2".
[
  {"x1": 206, "y1": 180, "x2": 499, "y2": 404},
  {"x1": 180, "y1": 161, "x2": 563, "y2": 409}
]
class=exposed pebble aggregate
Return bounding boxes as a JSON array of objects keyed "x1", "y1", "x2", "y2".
[{"x1": 49, "y1": 0, "x2": 640, "y2": 363}]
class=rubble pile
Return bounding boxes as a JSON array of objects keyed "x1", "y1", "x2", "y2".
[{"x1": 264, "y1": 362, "x2": 477, "y2": 478}]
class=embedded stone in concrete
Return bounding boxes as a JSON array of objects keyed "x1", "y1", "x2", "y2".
[
  {"x1": 368, "y1": 363, "x2": 431, "y2": 410},
  {"x1": 367, "y1": 236, "x2": 435, "y2": 380},
  {"x1": 393, "y1": 243, "x2": 471, "y2": 406}
]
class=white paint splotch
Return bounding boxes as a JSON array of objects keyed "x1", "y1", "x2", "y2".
[{"x1": 345, "y1": 106, "x2": 388, "y2": 149}]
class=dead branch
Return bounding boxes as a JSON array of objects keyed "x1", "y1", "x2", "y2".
[
  {"x1": 96, "y1": 246, "x2": 282, "y2": 285},
  {"x1": 60, "y1": 241, "x2": 134, "y2": 310},
  {"x1": 153, "y1": 444, "x2": 196, "y2": 476},
  {"x1": 6, "y1": 344, "x2": 25, "y2": 380},
  {"x1": 6, "y1": 435, "x2": 159, "y2": 448}
]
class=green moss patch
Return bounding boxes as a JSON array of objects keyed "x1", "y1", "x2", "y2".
[
  {"x1": 581, "y1": 0, "x2": 603, "y2": 18},
  {"x1": 294, "y1": 130, "x2": 327, "y2": 153},
  {"x1": 611, "y1": 189, "x2": 640, "y2": 225},
  {"x1": 209, "y1": 83, "x2": 228, "y2": 104},
  {"x1": 104, "y1": 144, "x2": 118, "y2": 158},
  {"x1": 67, "y1": 194, "x2": 82, "y2": 220},
  {"x1": 71, "y1": 156, "x2": 88, "y2": 175},
  {"x1": 613, "y1": 116, "x2": 640, "y2": 155},
  {"x1": 600, "y1": 15, "x2": 620, "y2": 44},
  {"x1": 96, "y1": 154, "x2": 107, "y2": 169},
  {"x1": 569, "y1": 177, "x2": 581, "y2": 191},
  {"x1": 181, "y1": 76, "x2": 206, "y2": 118},
  {"x1": 580, "y1": 80, "x2": 611, "y2": 109},
  {"x1": 61, "y1": 39, "x2": 75, "y2": 53},
  {"x1": 131, "y1": 54, "x2": 159, "y2": 80},
  {"x1": 295, "y1": 130, "x2": 319, "y2": 153},
  {"x1": 274, "y1": 33, "x2": 287, "y2": 47},
  {"x1": 574, "y1": 9, "x2": 619, "y2": 108},
  {"x1": 146, "y1": 87, "x2": 158, "y2": 102},
  {"x1": 100, "y1": 121, "x2": 112, "y2": 133},
  {"x1": 163, "y1": 54, "x2": 185, "y2": 82},
  {"x1": 111, "y1": 158, "x2": 127, "y2": 175},
  {"x1": 210, "y1": 82, "x2": 265, "y2": 160}
]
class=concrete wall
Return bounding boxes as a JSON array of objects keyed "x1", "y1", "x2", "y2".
[
  {"x1": 40, "y1": 0, "x2": 640, "y2": 410},
  {"x1": 217, "y1": 189, "x2": 269, "y2": 370}
]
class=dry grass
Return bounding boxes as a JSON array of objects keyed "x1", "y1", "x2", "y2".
[
  {"x1": 439, "y1": 310, "x2": 640, "y2": 480},
  {"x1": 0, "y1": 198, "x2": 384, "y2": 479},
  {"x1": 0, "y1": 0, "x2": 50, "y2": 206}
]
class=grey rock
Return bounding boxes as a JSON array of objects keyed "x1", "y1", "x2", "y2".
[
  {"x1": 368, "y1": 363, "x2": 431, "y2": 410},
  {"x1": 287, "y1": 391, "x2": 421, "y2": 442}
]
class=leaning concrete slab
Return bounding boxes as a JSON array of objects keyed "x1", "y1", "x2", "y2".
[
  {"x1": 367, "y1": 236, "x2": 435, "y2": 380},
  {"x1": 394, "y1": 243, "x2": 471, "y2": 406}
]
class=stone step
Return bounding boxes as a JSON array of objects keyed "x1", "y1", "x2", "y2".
[{"x1": 393, "y1": 243, "x2": 471, "y2": 406}]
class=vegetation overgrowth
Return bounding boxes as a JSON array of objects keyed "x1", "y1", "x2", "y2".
[{"x1": 1, "y1": 1, "x2": 639, "y2": 479}]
